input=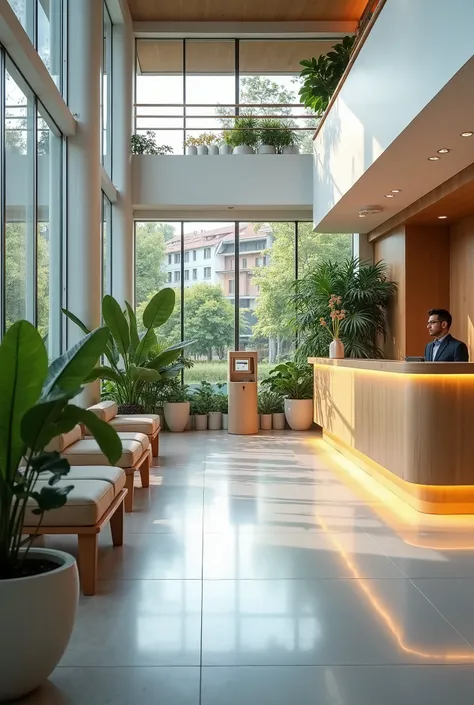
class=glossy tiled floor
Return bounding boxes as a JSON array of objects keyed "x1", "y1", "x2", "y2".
[{"x1": 21, "y1": 431, "x2": 474, "y2": 704}]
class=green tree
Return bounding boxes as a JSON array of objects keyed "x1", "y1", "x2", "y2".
[
  {"x1": 251, "y1": 223, "x2": 352, "y2": 361},
  {"x1": 135, "y1": 222, "x2": 173, "y2": 306},
  {"x1": 136, "y1": 283, "x2": 236, "y2": 360}
]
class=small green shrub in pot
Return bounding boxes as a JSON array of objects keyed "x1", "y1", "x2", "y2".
[
  {"x1": 258, "y1": 388, "x2": 280, "y2": 430},
  {"x1": 257, "y1": 118, "x2": 284, "y2": 154},
  {"x1": 190, "y1": 381, "x2": 214, "y2": 430},
  {"x1": 226, "y1": 115, "x2": 259, "y2": 154},
  {"x1": 262, "y1": 362, "x2": 313, "y2": 431}
]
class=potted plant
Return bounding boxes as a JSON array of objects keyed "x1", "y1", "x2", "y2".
[
  {"x1": 190, "y1": 381, "x2": 214, "y2": 430},
  {"x1": 131, "y1": 131, "x2": 173, "y2": 155},
  {"x1": 258, "y1": 388, "x2": 275, "y2": 429},
  {"x1": 163, "y1": 378, "x2": 191, "y2": 433},
  {"x1": 227, "y1": 115, "x2": 259, "y2": 154},
  {"x1": 220, "y1": 131, "x2": 233, "y2": 155},
  {"x1": 262, "y1": 362, "x2": 313, "y2": 431},
  {"x1": 63, "y1": 289, "x2": 191, "y2": 414},
  {"x1": 213, "y1": 386, "x2": 228, "y2": 429},
  {"x1": 272, "y1": 393, "x2": 286, "y2": 430},
  {"x1": 257, "y1": 118, "x2": 283, "y2": 155},
  {"x1": 0, "y1": 321, "x2": 121, "y2": 702},
  {"x1": 208, "y1": 392, "x2": 223, "y2": 431},
  {"x1": 280, "y1": 125, "x2": 300, "y2": 154},
  {"x1": 184, "y1": 136, "x2": 198, "y2": 155},
  {"x1": 207, "y1": 133, "x2": 220, "y2": 155}
]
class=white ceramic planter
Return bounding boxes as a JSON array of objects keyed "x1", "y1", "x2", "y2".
[
  {"x1": 194, "y1": 414, "x2": 208, "y2": 431},
  {"x1": 260, "y1": 413, "x2": 272, "y2": 430},
  {"x1": 272, "y1": 412, "x2": 286, "y2": 430},
  {"x1": 282, "y1": 145, "x2": 300, "y2": 154},
  {"x1": 186, "y1": 146, "x2": 197, "y2": 155},
  {"x1": 164, "y1": 401, "x2": 191, "y2": 433},
  {"x1": 329, "y1": 339, "x2": 345, "y2": 359},
  {"x1": 185, "y1": 414, "x2": 193, "y2": 431},
  {"x1": 0, "y1": 548, "x2": 79, "y2": 702},
  {"x1": 284, "y1": 399, "x2": 313, "y2": 431},
  {"x1": 197, "y1": 145, "x2": 208, "y2": 155},
  {"x1": 208, "y1": 145, "x2": 219, "y2": 155},
  {"x1": 258, "y1": 145, "x2": 276, "y2": 154},
  {"x1": 233, "y1": 145, "x2": 253, "y2": 155},
  {"x1": 219, "y1": 144, "x2": 232, "y2": 155},
  {"x1": 222, "y1": 413, "x2": 229, "y2": 430},
  {"x1": 208, "y1": 411, "x2": 223, "y2": 430}
]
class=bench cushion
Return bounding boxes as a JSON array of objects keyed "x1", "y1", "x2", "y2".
[
  {"x1": 45, "y1": 424, "x2": 82, "y2": 453},
  {"x1": 58, "y1": 466, "x2": 125, "y2": 496},
  {"x1": 109, "y1": 415, "x2": 160, "y2": 436},
  {"x1": 84, "y1": 431, "x2": 150, "y2": 455},
  {"x1": 24, "y1": 479, "x2": 115, "y2": 527},
  {"x1": 62, "y1": 438, "x2": 144, "y2": 468},
  {"x1": 88, "y1": 400, "x2": 118, "y2": 422}
]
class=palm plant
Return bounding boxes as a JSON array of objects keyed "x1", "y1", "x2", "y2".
[
  {"x1": 63, "y1": 289, "x2": 191, "y2": 413},
  {"x1": 0, "y1": 321, "x2": 121, "y2": 579},
  {"x1": 299, "y1": 35, "x2": 356, "y2": 114},
  {"x1": 292, "y1": 258, "x2": 397, "y2": 360}
]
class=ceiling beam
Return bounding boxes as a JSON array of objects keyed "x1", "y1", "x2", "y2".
[{"x1": 133, "y1": 20, "x2": 357, "y2": 38}]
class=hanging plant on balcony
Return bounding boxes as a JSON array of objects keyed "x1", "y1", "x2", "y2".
[{"x1": 298, "y1": 35, "x2": 356, "y2": 114}]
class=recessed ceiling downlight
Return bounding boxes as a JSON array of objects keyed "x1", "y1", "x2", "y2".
[
  {"x1": 385, "y1": 194, "x2": 394, "y2": 198},
  {"x1": 428, "y1": 156, "x2": 440, "y2": 161},
  {"x1": 438, "y1": 215, "x2": 448, "y2": 219},
  {"x1": 461, "y1": 131, "x2": 474, "y2": 138},
  {"x1": 437, "y1": 148, "x2": 450, "y2": 154},
  {"x1": 358, "y1": 207, "x2": 383, "y2": 217},
  {"x1": 391, "y1": 189, "x2": 401, "y2": 193}
]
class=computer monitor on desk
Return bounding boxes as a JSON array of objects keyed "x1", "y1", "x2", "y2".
[{"x1": 405, "y1": 356, "x2": 425, "y2": 362}]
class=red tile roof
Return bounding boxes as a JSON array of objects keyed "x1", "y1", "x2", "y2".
[{"x1": 166, "y1": 222, "x2": 269, "y2": 253}]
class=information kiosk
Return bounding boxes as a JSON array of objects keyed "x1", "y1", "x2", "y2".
[{"x1": 227, "y1": 351, "x2": 258, "y2": 435}]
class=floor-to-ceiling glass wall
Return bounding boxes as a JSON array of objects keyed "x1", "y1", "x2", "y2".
[
  {"x1": 134, "y1": 220, "x2": 353, "y2": 382},
  {"x1": 1, "y1": 49, "x2": 64, "y2": 355},
  {"x1": 101, "y1": 1, "x2": 113, "y2": 173},
  {"x1": 134, "y1": 38, "x2": 330, "y2": 154},
  {"x1": 101, "y1": 192, "x2": 112, "y2": 297}
]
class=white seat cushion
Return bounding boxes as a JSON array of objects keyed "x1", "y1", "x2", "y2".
[
  {"x1": 84, "y1": 431, "x2": 150, "y2": 455},
  {"x1": 45, "y1": 466, "x2": 126, "y2": 496},
  {"x1": 110, "y1": 415, "x2": 160, "y2": 435},
  {"x1": 62, "y1": 438, "x2": 144, "y2": 468},
  {"x1": 24, "y1": 479, "x2": 115, "y2": 527},
  {"x1": 87, "y1": 400, "x2": 118, "y2": 422}
]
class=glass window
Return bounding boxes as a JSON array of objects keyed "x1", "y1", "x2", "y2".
[
  {"x1": 184, "y1": 269, "x2": 189, "y2": 281},
  {"x1": 38, "y1": 0, "x2": 63, "y2": 89},
  {"x1": 101, "y1": 2, "x2": 113, "y2": 173},
  {"x1": 168, "y1": 254, "x2": 172, "y2": 264},
  {"x1": 101, "y1": 192, "x2": 112, "y2": 297},
  {"x1": 5, "y1": 62, "x2": 34, "y2": 329},
  {"x1": 297, "y1": 223, "x2": 353, "y2": 276},
  {"x1": 174, "y1": 270, "x2": 180, "y2": 283},
  {"x1": 229, "y1": 279, "x2": 235, "y2": 295},
  {"x1": 183, "y1": 222, "x2": 235, "y2": 386},
  {"x1": 37, "y1": 105, "x2": 62, "y2": 357},
  {"x1": 184, "y1": 251, "x2": 190, "y2": 263},
  {"x1": 193, "y1": 250, "x2": 196, "y2": 261},
  {"x1": 242, "y1": 223, "x2": 295, "y2": 359},
  {"x1": 204, "y1": 248, "x2": 211, "y2": 259},
  {"x1": 174, "y1": 252, "x2": 181, "y2": 264},
  {"x1": 135, "y1": 221, "x2": 177, "y2": 308},
  {"x1": 6, "y1": 0, "x2": 35, "y2": 41},
  {"x1": 242, "y1": 258, "x2": 247, "y2": 269}
]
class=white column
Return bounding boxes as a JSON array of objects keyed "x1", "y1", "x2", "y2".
[
  {"x1": 111, "y1": 18, "x2": 134, "y2": 307},
  {"x1": 353, "y1": 233, "x2": 374, "y2": 264},
  {"x1": 66, "y1": 0, "x2": 102, "y2": 405}
]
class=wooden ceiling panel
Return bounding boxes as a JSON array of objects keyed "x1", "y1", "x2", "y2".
[
  {"x1": 128, "y1": 0, "x2": 368, "y2": 23},
  {"x1": 405, "y1": 181, "x2": 474, "y2": 226}
]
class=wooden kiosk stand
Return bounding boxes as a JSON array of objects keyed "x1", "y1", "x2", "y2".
[{"x1": 227, "y1": 351, "x2": 258, "y2": 435}]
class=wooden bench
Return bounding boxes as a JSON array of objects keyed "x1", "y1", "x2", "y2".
[
  {"x1": 88, "y1": 401, "x2": 161, "y2": 457},
  {"x1": 23, "y1": 467, "x2": 127, "y2": 596}
]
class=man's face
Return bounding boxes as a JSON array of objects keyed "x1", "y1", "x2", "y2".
[{"x1": 427, "y1": 315, "x2": 447, "y2": 338}]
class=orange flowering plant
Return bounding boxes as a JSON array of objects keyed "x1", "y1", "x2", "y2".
[{"x1": 320, "y1": 294, "x2": 346, "y2": 340}]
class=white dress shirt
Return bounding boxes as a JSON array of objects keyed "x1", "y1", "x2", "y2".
[{"x1": 432, "y1": 334, "x2": 448, "y2": 360}]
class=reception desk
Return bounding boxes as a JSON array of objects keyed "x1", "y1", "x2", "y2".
[{"x1": 309, "y1": 358, "x2": 474, "y2": 514}]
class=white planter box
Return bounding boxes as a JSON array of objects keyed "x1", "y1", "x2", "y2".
[
  {"x1": 233, "y1": 145, "x2": 253, "y2": 155},
  {"x1": 260, "y1": 413, "x2": 272, "y2": 430},
  {"x1": 194, "y1": 414, "x2": 208, "y2": 430},
  {"x1": 186, "y1": 146, "x2": 197, "y2": 155},
  {"x1": 197, "y1": 145, "x2": 208, "y2": 155},
  {"x1": 284, "y1": 398, "x2": 313, "y2": 431},
  {"x1": 272, "y1": 412, "x2": 286, "y2": 430},
  {"x1": 258, "y1": 145, "x2": 276, "y2": 154},
  {"x1": 164, "y1": 401, "x2": 191, "y2": 433},
  {"x1": 208, "y1": 411, "x2": 223, "y2": 430}
]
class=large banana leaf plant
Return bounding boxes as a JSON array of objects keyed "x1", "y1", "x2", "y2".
[
  {"x1": 0, "y1": 321, "x2": 122, "y2": 579},
  {"x1": 63, "y1": 288, "x2": 191, "y2": 411}
]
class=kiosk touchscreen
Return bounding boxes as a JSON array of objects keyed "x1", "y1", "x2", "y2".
[{"x1": 227, "y1": 351, "x2": 258, "y2": 434}]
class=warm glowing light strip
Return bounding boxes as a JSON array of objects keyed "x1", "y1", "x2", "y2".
[
  {"x1": 317, "y1": 514, "x2": 474, "y2": 660},
  {"x1": 311, "y1": 362, "x2": 474, "y2": 381}
]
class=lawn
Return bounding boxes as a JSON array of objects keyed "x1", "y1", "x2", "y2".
[{"x1": 184, "y1": 360, "x2": 274, "y2": 385}]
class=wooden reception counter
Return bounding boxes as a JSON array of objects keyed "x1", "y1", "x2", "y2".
[{"x1": 309, "y1": 358, "x2": 474, "y2": 514}]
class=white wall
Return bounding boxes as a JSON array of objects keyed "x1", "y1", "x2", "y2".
[
  {"x1": 132, "y1": 154, "x2": 313, "y2": 212},
  {"x1": 313, "y1": 0, "x2": 474, "y2": 228}
]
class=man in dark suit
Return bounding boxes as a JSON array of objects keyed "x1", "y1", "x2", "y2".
[{"x1": 425, "y1": 309, "x2": 469, "y2": 362}]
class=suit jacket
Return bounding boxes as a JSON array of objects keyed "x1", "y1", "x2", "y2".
[{"x1": 424, "y1": 333, "x2": 469, "y2": 362}]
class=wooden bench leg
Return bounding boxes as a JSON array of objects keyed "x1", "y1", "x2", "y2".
[
  {"x1": 110, "y1": 495, "x2": 124, "y2": 546},
  {"x1": 124, "y1": 472, "x2": 135, "y2": 512},
  {"x1": 78, "y1": 534, "x2": 98, "y2": 596},
  {"x1": 139, "y1": 451, "x2": 150, "y2": 489},
  {"x1": 151, "y1": 433, "x2": 159, "y2": 457}
]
